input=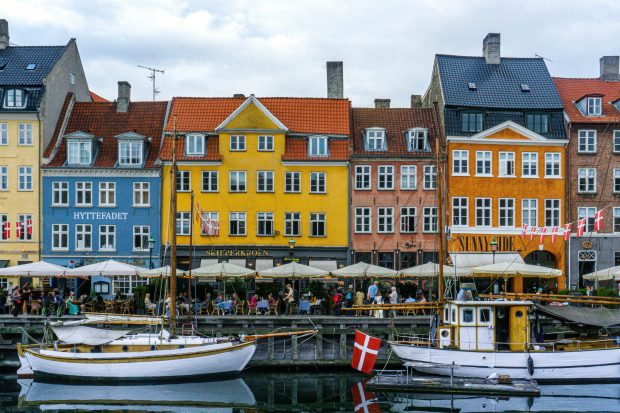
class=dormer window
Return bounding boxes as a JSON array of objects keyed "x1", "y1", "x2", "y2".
[
  {"x1": 308, "y1": 136, "x2": 328, "y2": 157},
  {"x1": 407, "y1": 128, "x2": 430, "y2": 152},
  {"x1": 365, "y1": 129, "x2": 386, "y2": 151},
  {"x1": 586, "y1": 97, "x2": 602, "y2": 116},
  {"x1": 67, "y1": 140, "x2": 92, "y2": 165},
  {"x1": 119, "y1": 140, "x2": 143, "y2": 166},
  {"x1": 4, "y1": 89, "x2": 26, "y2": 108},
  {"x1": 186, "y1": 134, "x2": 205, "y2": 155}
]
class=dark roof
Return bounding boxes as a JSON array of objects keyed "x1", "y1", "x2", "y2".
[
  {"x1": 351, "y1": 107, "x2": 441, "y2": 158},
  {"x1": 0, "y1": 44, "x2": 67, "y2": 86},
  {"x1": 45, "y1": 101, "x2": 168, "y2": 169},
  {"x1": 553, "y1": 77, "x2": 620, "y2": 123},
  {"x1": 436, "y1": 55, "x2": 564, "y2": 110}
]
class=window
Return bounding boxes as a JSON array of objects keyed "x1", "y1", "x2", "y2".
[
  {"x1": 229, "y1": 171, "x2": 246, "y2": 192},
  {"x1": 476, "y1": 151, "x2": 492, "y2": 176},
  {"x1": 355, "y1": 165, "x2": 371, "y2": 190},
  {"x1": 99, "y1": 225, "x2": 116, "y2": 251},
  {"x1": 229, "y1": 212, "x2": 246, "y2": 236},
  {"x1": 407, "y1": 129, "x2": 429, "y2": 151},
  {"x1": 400, "y1": 207, "x2": 417, "y2": 233},
  {"x1": 176, "y1": 170, "x2": 190, "y2": 192},
  {"x1": 258, "y1": 135, "x2": 274, "y2": 151},
  {"x1": 133, "y1": 182, "x2": 150, "y2": 207},
  {"x1": 365, "y1": 129, "x2": 386, "y2": 151},
  {"x1": 545, "y1": 199, "x2": 561, "y2": 227},
  {"x1": 615, "y1": 169, "x2": 620, "y2": 193},
  {"x1": 378, "y1": 165, "x2": 394, "y2": 190},
  {"x1": 308, "y1": 136, "x2": 328, "y2": 156},
  {"x1": 378, "y1": 207, "x2": 394, "y2": 233},
  {"x1": 230, "y1": 135, "x2": 246, "y2": 151},
  {"x1": 0, "y1": 123, "x2": 6, "y2": 145},
  {"x1": 0, "y1": 166, "x2": 7, "y2": 190},
  {"x1": 499, "y1": 152, "x2": 515, "y2": 177},
  {"x1": 17, "y1": 214, "x2": 32, "y2": 241},
  {"x1": 586, "y1": 97, "x2": 602, "y2": 116},
  {"x1": 69, "y1": 72, "x2": 76, "y2": 85},
  {"x1": 614, "y1": 131, "x2": 620, "y2": 153},
  {"x1": 423, "y1": 207, "x2": 438, "y2": 233},
  {"x1": 114, "y1": 275, "x2": 148, "y2": 296},
  {"x1": 176, "y1": 212, "x2": 190, "y2": 235},
  {"x1": 522, "y1": 199, "x2": 538, "y2": 227},
  {"x1": 522, "y1": 152, "x2": 538, "y2": 177},
  {"x1": 257, "y1": 171, "x2": 274, "y2": 192},
  {"x1": 186, "y1": 134, "x2": 205, "y2": 155},
  {"x1": 67, "y1": 141, "x2": 92, "y2": 164},
  {"x1": 310, "y1": 172, "x2": 326, "y2": 193},
  {"x1": 423, "y1": 165, "x2": 437, "y2": 189},
  {"x1": 310, "y1": 213, "x2": 326, "y2": 237},
  {"x1": 578, "y1": 168, "x2": 596, "y2": 193},
  {"x1": 285, "y1": 171, "x2": 301, "y2": 193},
  {"x1": 475, "y1": 198, "x2": 491, "y2": 227},
  {"x1": 578, "y1": 130, "x2": 596, "y2": 153},
  {"x1": 18, "y1": 166, "x2": 32, "y2": 191},
  {"x1": 526, "y1": 113, "x2": 549, "y2": 134},
  {"x1": 462, "y1": 308, "x2": 474, "y2": 323},
  {"x1": 285, "y1": 212, "x2": 301, "y2": 236},
  {"x1": 257, "y1": 212, "x2": 274, "y2": 236},
  {"x1": 545, "y1": 153, "x2": 561, "y2": 177},
  {"x1": 200, "y1": 212, "x2": 219, "y2": 236},
  {"x1": 400, "y1": 165, "x2": 417, "y2": 190},
  {"x1": 614, "y1": 208, "x2": 620, "y2": 233},
  {"x1": 0, "y1": 214, "x2": 7, "y2": 240},
  {"x1": 118, "y1": 141, "x2": 143, "y2": 165},
  {"x1": 479, "y1": 308, "x2": 492, "y2": 324},
  {"x1": 499, "y1": 198, "x2": 515, "y2": 227},
  {"x1": 98, "y1": 182, "x2": 116, "y2": 207},
  {"x1": 452, "y1": 197, "x2": 468, "y2": 227},
  {"x1": 461, "y1": 112, "x2": 483, "y2": 132},
  {"x1": 133, "y1": 226, "x2": 150, "y2": 251},
  {"x1": 452, "y1": 150, "x2": 469, "y2": 175},
  {"x1": 51, "y1": 224, "x2": 68, "y2": 250},
  {"x1": 202, "y1": 171, "x2": 218, "y2": 192},
  {"x1": 578, "y1": 207, "x2": 596, "y2": 233},
  {"x1": 5, "y1": 89, "x2": 25, "y2": 108},
  {"x1": 75, "y1": 182, "x2": 92, "y2": 206},
  {"x1": 75, "y1": 224, "x2": 92, "y2": 250},
  {"x1": 355, "y1": 207, "x2": 371, "y2": 233}
]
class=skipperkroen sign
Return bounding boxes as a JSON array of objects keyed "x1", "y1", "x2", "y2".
[{"x1": 73, "y1": 212, "x2": 129, "y2": 220}]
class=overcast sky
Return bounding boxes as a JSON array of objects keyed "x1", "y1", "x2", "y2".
[{"x1": 4, "y1": 0, "x2": 620, "y2": 106}]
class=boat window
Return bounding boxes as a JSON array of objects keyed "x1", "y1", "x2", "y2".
[
  {"x1": 462, "y1": 308, "x2": 474, "y2": 323},
  {"x1": 444, "y1": 307, "x2": 450, "y2": 323},
  {"x1": 451, "y1": 308, "x2": 457, "y2": 324},
  {"x1": 515, "y1": 310, "x2": 524, "y2": 318},
  {"x1": 479, "y1": 308, "x2": 491, "y2": 323}
]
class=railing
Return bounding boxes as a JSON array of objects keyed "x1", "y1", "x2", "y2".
[{"x1": 480, "y1": 293, "x2": 620, "y2": 306}]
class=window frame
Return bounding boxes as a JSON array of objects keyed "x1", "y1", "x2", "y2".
[
  {"x1": 133, "y1": 182, "x2": 150, "y2": 207},
  {"x1": 614, "y1": 169, "x2": 620, "y2": 194},
  {"x1": 132, "y1": 225, "x2": 150, "y2": 251},
  {"x1": 230, "y1": 135, "x2": 246, "y2": 151},
  {"x1": 67, "y1": 140, "x2": 92, "y2": 165},
  {"x1": 522, "y1": 199, "x2": 538, "y2": 227},
  {"x1": 423, "y1": 207, "x2": 438, "y2": 233},
  {"x1": 354, "y1": 165, "x2": 371, "y2": 190},
  {"x1": 452, "y1": 150, "x2": 469, "y2": 176},
  {"x1": 452, "y1": 197, "x2": 468, "y2": 227},
  {"x1": 201, "y1": 170, "x2": 219, "y2": 192},
  {"x1": 75, "y1": 181, "x2": 93, "y2": 207},
  {"x1": 176, "y1": 212, "x2": 191, "y2": 236},
  {"x1": 614, "y1": 130, "x2": 620, "y2": 154},
  {"x1": 475, "y1": 198, "x2": 492, "y2": 227},
  {"x1": 256, "y1": 212, "x2": 274, "y2": 236},
  {"x1": 308, "y1": 136, "x2": 328, "y2": 156},
  {"x1": 498, "y1": 151, "x2": 515, "y2": 177},
  {"x1": 284, "y1": 171, "x2": 301, "y2": 193},
  {"x1": 98, "y1": 182, "x2": 116, "y2": 207},
  {"x1": 586, "y1": 97, "x2": 602, "y2": 116},
  {"x1": 176, "y1": 170, "x2": 191, "y2": 192},
  {"x1": 229, "y1": 171, "x2": 247, "y2": 192},
  {"x1": 284, "y1": 212, "x2": 301, "y2": 236},
  {"x1": 18, "y1": 123, "x2": 33, "y2": 145},
  {"x1": 258, "y1": 135, "x2": 275, "y2": 152},
  {"x1": 4, "y1": 89, "x2": 26, "y2": 108},
  {"x1": 526, "y1": 113, "x2": 549, "y2": 134},
  {"x1": 229, "y1": 212, "x2": 247, "y2": 236},
  {"x1": 377, "y1": 207, "x2": 394, "y2": 234},
  {"x1": 75, "y1": 223, "x2": 92, "y2": 251},
  {"x1": 475, "y1": 151, "x2": 492, "y2": 176},
  {"x1": 0, "y1": 122, "x2": 7, "y2": 145},
  {"x1": 400, "y1": 165, "x2": 417, "y2": 190},
  {"x1": 498, "y1": 198, "x2": 515, "y2": 228},
  {"x1": 256, "y1": 170, "x2": 275, "y2": 193},
  {"x1": 545, "y1": 152, "x2": 561, "y2": 178},
  {"x1": 99, "y1": 224, "x2": 116, "y2": 252},
  {"x1": 578, "y1": 168, "x2": 597, "y2": 193},
  {"x1": 461, "y1": 112, "x2": 484, "y2": 133},
  {"x1": 0, "y1": 166, "x2": 8, "y2": 191},
  {"x1": 118, "y1": 140, "x2": 144, "y2": 166},
  {"x1": 51, "y1": 223, "x2": 69, "y2": 251},
  {"x1": 310, "y1": 212, "x2": 326, "y2": 237},
  {"x1": 400, "y1": 207, "x2": 417, "y2": 233},
  {"x1": 310, "y1": 172, "x2": 326, "y2": 194},
  {"x1": 185, "y1": 134, "x2": 206, "y2": 155},
  {"x1": 354, "y1": 207, "x2": 371, "y2": 234},
  {"x1": 364, "y1": 129, "x2": 386, "y2": 151},
  {"x1": 17, "y1": 166, "x2": 33, "y2": 191},
  {"x1": 578, "y1": 207, "x2": 597, "y2": 233},
  {"x1": 407, "y1": 128, "x2": 430, "y2": 152},
  {"x1": 578, "y1": 130, "x2": 597, "y2": 153},
  {"x1": 377, "y1": 165, "x2": 394, "y2": 190},
  {"x1": 544, "y1": 199, "x2": 561, "y2": 227},
  {"x1": 17, "y1": 214, "x2": 32, "y2": 241},
  {"x1": 423, "y1": 165, "x2": 437, "y2": 190},
  {"x1": 522, "y1": 152, "x2": 538, "y2": 177}
]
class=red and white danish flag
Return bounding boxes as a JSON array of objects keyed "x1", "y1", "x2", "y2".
[
  {"x1": 352, "y1": 330, "x2": 381, "y2": 374},
  {"x1": 551, "y1": 226, "x2": 559, "y2": 243},
  {"x1": 529, "y1": 226, "x2": 537, "y2": 241},
  {"x1": 594, "y1": 210, "x2": 604, "y2": 232},
  {"x1": 351, "y1": 381, "x2": 381, "y2": 413},
  {"x1": 577, "y1": 218, "x2": 587, "y2": 238},
  {"x1": 521, "y1": 224, "x2": 528, "y2": 239},
  {"x1": 15, "y1": 221, "x2": 22, "y2": 238},
  {"x1": 26, "y1": 218, "x2": 32, "y2": 235},
  {"x1": 2, "y1": 221, "x2": 9, "y2": 239},
  {"x1": 563, "y1": 223, "x2": 572, "y2": 241},
  {"x1": 538, "y1": 227, "x2": 546, "y2": 243}
]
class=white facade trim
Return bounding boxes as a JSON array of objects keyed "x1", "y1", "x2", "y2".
[
  {"x1": 216, "y1": 95, "x2": 288, "y2": 132},
  {"x1": 282, "y1": 161, "x2": 348, "y2": 166},
  {"x1": 42, "y1": 169, "x2": 160, "y2": 178}
]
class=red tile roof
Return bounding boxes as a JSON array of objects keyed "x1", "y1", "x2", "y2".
[
  {"x1": 158, "y1": 135, "x2": 222, "y2": 162},
  {"x1": 351, "y1": 107, "x2": 441, "y2": 157},
  {"x1": 165, "y1": 96, "x2": 350, "y2": 135},
  {"x1": 89, "y1": 91, "x2": 108, "y2": 102},
  {"x1": 553, "y1": 77, "x2": 620, "y2": 123},
  {"x1": 45, "y1": 101, "x2": 168, "y2": 168},
  {"x1": 282, "y1": 137, "x2": 349, "y2": 162}
]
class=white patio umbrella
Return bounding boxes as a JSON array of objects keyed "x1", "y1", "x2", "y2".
[
  {"x1": 331, "y1": 262, "x2": 398, "y2": 278},
  {"x1": 186, "y1": 262, "x2": 256, "y2": 279},
  {"x1": 399, "y1": 262, "x2": 473, "y2": 278},
  {"x1": 64, "y1": 259, "x2": 145, "y2": 277},
  {"x1": 137, "y1": 266, "x2": 186, "y2": 278},
  {"x1": 472, "y1": 262, "x2": 562, "y2": 278},
  {"x1": 582, "y1": 265, "x2": 620, "y2": 282},
  {"x1": 0, "y1": 260, "x2": 67, "y2": 277},
  {"x1": 257, "y1": 262, "x2": 329, "y2": 279}
]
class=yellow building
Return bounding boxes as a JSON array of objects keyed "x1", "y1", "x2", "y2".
[{"x1": 160, "y1": 95, "x2": 351, "y2": 271}]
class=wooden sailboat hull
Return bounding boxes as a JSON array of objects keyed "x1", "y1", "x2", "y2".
[{"x1": 389, "y1": 342, "x2": 620, "y2": 382}]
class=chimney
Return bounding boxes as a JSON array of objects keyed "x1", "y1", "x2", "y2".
[
  {"x1": 0, "y1": 19, "x2": 9, "y2": 50},
  {"x1": 233, "y1": 93, "x2": 245, "y2": 98},
  {"x1": 326, "y1": 61, "x2": 344, "y2": 99},
  {"x1": 410, "y1": 94, "x2": 422, "y2": 108},
  {"x1": 117, "y1": 81, "x2": 131, "y2": 113},
  {"x1": 483, "y1": 33, "x2": 501, "y2": 65},
  {"x1": 600, "y1": 56, "x2": 620, "y2": 81},
  {"x1": 374, "y1": 99, "x2": 391, "y2": 109}
]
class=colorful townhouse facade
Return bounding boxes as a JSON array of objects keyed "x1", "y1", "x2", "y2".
[
  {"x1": 554, "y1": 57, "x2": 620, "y2": 288},
  {"x1": 41, "y1": 82, "x2": 167, "y2": 296},
  {"x1": 0, "y1": 19, "x2": 89, "y2": 291},
  {"x1": 424, "y1": 33, "x2": 568, "y2": 292},
  {"x1": 349, "y1": 100, "x2": 442, "y2": 270},
  {"x1": 159, "y1": 94, "x2": 351, "y2": 272}
]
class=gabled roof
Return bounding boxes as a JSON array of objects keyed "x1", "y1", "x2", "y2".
[
  {"x1": 351, "y1": 107, "x2": 441, "y2": 158},
  {"x1": 216, "y1": 95, "x2": 288, "y2": 131},
  {"x1": 553, "y1": 77, "x2": 620, "y2": 123},
  {"x1": 89, "y1": 91, "x2": 108, "y2": 102},
  {"x1": 44, "y1": 101, "x2": 168, "y2": 168},
  {"x1": 0, "y1": 44, "x2": 68, "y2": 86},
  {"x1": 436, "y1": 55, "x2": 564, "y2": 110}
]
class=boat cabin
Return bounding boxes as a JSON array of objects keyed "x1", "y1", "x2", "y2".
[{"x1": 439, "y1": 301, "x2": 532, "y2": 352}]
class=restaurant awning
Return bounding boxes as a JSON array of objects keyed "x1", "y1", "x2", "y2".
[
  {"x1": 184, "y1": 262, "x2": 255, "y2": 278},
  {"x1": 257, "y1": 262, "x2": 329, "y2": 278},
  {"x1": 582, "y1": 265, "x2": 620, "y2": 282},
  {"x1": 330, "y1": 262, "x2": 398, "y2": 278},
  {"x1": 450, "y1": 252, "x2": 524, "y2": 268},
  {"x1": 0, "y1": 260, "x2": 67, "y2": 277},
  {"x1": 64, "y1": 260, "x2": 145, "y2": 277},
  {"x1": 472, "y1": 262, "x2": 562, "y2": 278},
  {"x1": 137, "y1": 266, "x2": 187, "y2": 278},
  {"x1": 399, "y1": 262, "x2": 472, "y2": 278}
]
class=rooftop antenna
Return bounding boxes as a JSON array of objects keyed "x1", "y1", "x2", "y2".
[
  {"x1": 535, "y1": 54, "x2": 554, "y2": 63},
  {"x1": 137, "y1": 65, "x2": 165, "y2": 101}
]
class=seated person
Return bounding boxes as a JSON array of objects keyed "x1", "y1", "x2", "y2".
[
  {"x1": 249, "y1": 294, "x2": 258, "y2": 312},
  {"x1": 405, "y1": 295, "x2": 416, "y2": 303},
  {"x1": 144, "y1": 293, "x2": 156, "y2": 311},
  {"x1": 65, "y1": 291, "x2": 80, "y2": 315}
]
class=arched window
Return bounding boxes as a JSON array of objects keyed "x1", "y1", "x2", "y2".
[{"x1": 308, "y1": 135, "x2": 328, "y2": 156}]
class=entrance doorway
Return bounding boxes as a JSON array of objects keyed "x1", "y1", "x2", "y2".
[{"x1": 523, "y1": 250, "x2": 556, "y2": 268}]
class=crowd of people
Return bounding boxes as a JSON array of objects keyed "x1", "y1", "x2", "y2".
[{"x1": 5, "y1": 284, "x2": 100, "y2": 317}]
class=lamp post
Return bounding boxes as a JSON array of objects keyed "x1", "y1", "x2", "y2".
[
  {"x1": 148, "y1": 237, "x2": 156, "y2": 269},
  {"x1": 490, "y1": 237, "x2": 498, "y2": 264},
  {"x1": 288, "y1": 238, "x2": 296, "y2": 257}
]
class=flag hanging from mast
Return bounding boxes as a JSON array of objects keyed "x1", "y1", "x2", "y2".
[
  {"x1": 529, "y1": 226, "x2": 537, "y2": 241},
  {"x1": 351, "y1": 330, "x2": 381, "y2": 374},
  {"x1": 594, "y1": 210, "x2": 604, "y2": 232},
  {"x1": 521, "y1": 224, "x2": 528, "y2": 239},
  {"x1": 577, "y1": 218, "x2": 587, "y2": 238},
  {"x1": 563, "y1": 223, "x2": 572, "y2": 241},
  {"x1": 538, "y1": 227, "x2": 546, "y2": 243},
  {"x1": 26, "y1": 218, "x2": 32, "y2": 235},
  {"x1": 2, "y1": 221, "x2": 9, "y2": 239},
  {"x1": 15, "y1": 221, "x2": 22, "y2": 239},
  {"x1": 551, "y1": 226, "x2": 558, "y2": 243}
]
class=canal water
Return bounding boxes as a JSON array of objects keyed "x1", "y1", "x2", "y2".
[{"x1": 1, "y1": 371, "x2": 619, "y2": 412}]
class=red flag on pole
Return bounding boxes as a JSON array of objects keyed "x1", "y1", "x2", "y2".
[
  {"x1": 15, "y1": 221, "x2": 22, "y2": 239},
  {"x1": 351, "y1": 381, "x2": 381, "y2": 413},
  {"x1": 26, "y1": 218, "x2": 32, "y2": 235},
  {"x1": 521, "y1": 224, "x2": 528, "y2": 239},
  {"x1": 563, "y1": 223, "x2": 572, "y2": 241},
  {"x1": 529, "y1": 226, "x2": 537, "y2": 241},
  {"x1": 538, "y1": 227, "x2": 546, "y2": 243},
  {"x1": 577, "y1": 218, "x2": 586, "y2": 237},
  {"x1": 594, "y1": 210, "x2": 604, "y2": 232},
  {"x1": 352, "y1": 330, "x2": 381, "y2": 374},
  {"x1": 551, "y1": 226, "x2": 558, "y2": 243},
  {"x1": 2, "y1": 221, "x2": 9, "y2": 239}
]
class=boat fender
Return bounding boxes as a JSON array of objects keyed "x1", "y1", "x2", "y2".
[
  {"x1": 527, "y1": 355, "x2": 534, "y2": 376},
  {"x1": 240, "y1": 334, "x2": 246, "y2": 343}
]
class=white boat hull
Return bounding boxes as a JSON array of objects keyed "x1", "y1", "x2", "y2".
[{"x1": 390, "y1": 342, "x2": 620, "y2": 382}]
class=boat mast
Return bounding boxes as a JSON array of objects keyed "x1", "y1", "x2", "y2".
[
  {"x1": 434, "y1": 102, "x2": 445, "y2": 305},
  {"x1": 169, "y1": 117, "x2": 178, "y2": 336}
]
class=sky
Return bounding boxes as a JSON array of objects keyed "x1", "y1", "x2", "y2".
[{"x1": 3, "y1": 0, "x2": 620, "y2": 106}]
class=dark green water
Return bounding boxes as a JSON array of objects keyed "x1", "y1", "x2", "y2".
[{"x1": 1, "y1": 371, "x2": 619, "y2": 412}]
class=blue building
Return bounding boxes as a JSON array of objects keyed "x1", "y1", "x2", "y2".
[{"x1": 42, "y1": 82, "x2": 168, "y2": 296}]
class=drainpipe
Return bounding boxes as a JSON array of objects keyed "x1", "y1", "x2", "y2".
[{"x1": 37, "y1": 112, "x2": 42, "y2": 262}]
